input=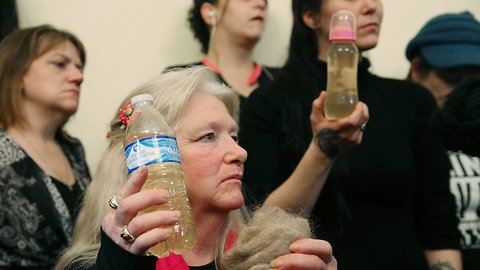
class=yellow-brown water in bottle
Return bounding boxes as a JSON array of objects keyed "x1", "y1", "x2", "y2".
[
  {"x1": 139, "y1": 162, "x2": 195, "y2": 257},
  {"x1": 124, "y1": 93, "x2": 196, "y2": 258},
  {"x1": 324, "y1": 10, "x2": 359, "y2": 120}
]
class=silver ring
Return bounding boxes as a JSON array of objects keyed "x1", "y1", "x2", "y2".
[
  {"x1": 108, "y1": 195, "x2": 118, "y2": 209},
  {"x1": 360, "y1": 123, "x2": 367, "y2": 132},
  {"x1": 120, "y1": 225, "x2": 136, "y2": 243}
]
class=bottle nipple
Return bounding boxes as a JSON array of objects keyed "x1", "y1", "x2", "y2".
[{"x1": 329, "y1": 10, "x2": 356, "y2": 41}]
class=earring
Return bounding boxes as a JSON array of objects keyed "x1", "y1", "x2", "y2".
[{"x1": 208, "y1": 10, "x2": 216, "y2": 25}]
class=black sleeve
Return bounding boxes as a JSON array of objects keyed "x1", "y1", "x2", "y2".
[
  {"x1": 96, "y1": 229, "x2": 157, "y2": 270},
  {"x1": 413, "y1": 92, "x2": 461, "y2": 250},
  {"x1": 239, "y1": 88, "x2": 292, "y2": 207}
]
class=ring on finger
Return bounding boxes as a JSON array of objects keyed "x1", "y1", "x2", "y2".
[
  {"x1": 108, "y1": 195, "x2": 119, "y2": 209},
  {"x1": 120, "y1": 225, "x2": 136, "y2": 243},
  {"x1": 360, "y1": 123, "x2": 367, "y2": 132}
]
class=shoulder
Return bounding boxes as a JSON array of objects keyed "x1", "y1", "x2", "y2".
[
  {"x1": 0, "y1": 128, "x2": 26, "y2": 168},
  {"x1": 370, "y1": 74, "x2": 430, "y2": 95},
  {"x1": 369, "y1": 74, "x2": 437, "y2": 108},
  {"x1": 261, "y1": 65, "x2": 281, "y2": 78},
  {"x1": 164, "y1": 62, "x2": 202, "y2": 73}
]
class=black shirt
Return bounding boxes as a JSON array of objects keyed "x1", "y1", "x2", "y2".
[{"x1": 239, "y1": 58, "x2": 460, "y2": 270}]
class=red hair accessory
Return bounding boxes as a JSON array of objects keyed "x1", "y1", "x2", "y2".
[{"x1": 119, "y1": 103, "x2": 134, "y2": 131}]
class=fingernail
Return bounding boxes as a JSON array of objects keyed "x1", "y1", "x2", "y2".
[{"x1": 270, "y1": 259, "x2": 283, "y2": 268}]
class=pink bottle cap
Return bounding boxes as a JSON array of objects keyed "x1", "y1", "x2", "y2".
[{"x1": 329, "y1": 10, "x2": 357, "y2": 41}]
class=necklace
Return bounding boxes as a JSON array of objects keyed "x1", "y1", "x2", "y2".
[
  {"x1": 13, "y1": 128, "x2": 75, "y2": 190},
  {"x1": 201, "y1": 57, "x2": 263, "y2": 86}
]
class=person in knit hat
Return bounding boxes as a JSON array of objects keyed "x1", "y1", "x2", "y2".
[
  {"x1": 406, "y1": 11, "x2": 480, "y2": 106},
  {"x1": 406, "y1": 11, "x2": 480, "y2": 270}
]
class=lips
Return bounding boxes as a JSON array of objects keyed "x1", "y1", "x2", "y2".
[
  {"x1": 223, "y1": 173, "x2": 243, "y2": 182},
  {"x1": 360, "y1": 22, "x2": 379, "y2": 30},
  {"x1": 251, "y1": 14, "x2": 265, "y2": 22},
  {"x1": 65, "y1": 88, "x2": 80, "y2": 96}
]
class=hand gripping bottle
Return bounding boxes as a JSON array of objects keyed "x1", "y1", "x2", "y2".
[
  {"x1": 124, "y1": 93, "x2": 195, "y2": 257},
  {"x1": 324, "y1": 10, "x2": 359, "y2": 120}
]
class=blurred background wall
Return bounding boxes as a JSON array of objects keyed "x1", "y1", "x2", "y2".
[{"x1": 14, "y1": 0, "x2": 480, "y2": 172}]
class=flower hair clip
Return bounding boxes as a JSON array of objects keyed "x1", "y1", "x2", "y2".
[{"x1": 119, "y1": 103, "x2": 134, "y2": 131}]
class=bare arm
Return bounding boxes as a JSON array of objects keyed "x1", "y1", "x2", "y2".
[
  {"x1": 262, "y1": 141, "x2": 333, "y2": 213},
  {"x1": 263, "y1": 91, "x2": 369, "y2": 214}
]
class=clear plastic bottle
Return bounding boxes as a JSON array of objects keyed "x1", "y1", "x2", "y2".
[
  {"x1": 124, "y1": 93, "x2": 195, "y2": 257},
  {"x1": 324, "y1": 10, "x2": 359, "y2": 120}
]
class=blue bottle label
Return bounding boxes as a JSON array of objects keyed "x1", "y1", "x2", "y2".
[{"x1": 125, "y1": 135, "x2": 181, "y2": 174}]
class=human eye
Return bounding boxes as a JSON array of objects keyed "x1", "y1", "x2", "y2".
[
  {"x1": 198, "y1": 132, "x2": 216, "y2": 142},
  {"x1": 231, "y1": 134, "x2": 239, "y2": 143},
  {"x1": 75, "y1": 63, "x2": 84, "y2": 71},
  {"x1": 50, "y1": 59, "x2": 68, "y2": 69}
]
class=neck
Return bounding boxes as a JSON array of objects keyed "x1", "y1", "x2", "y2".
[
  {"x1": 206, "y1": 40, "x2": 255, "y2": 69},
  {"x1": 205, "y1": 36, "x2": 262, "y2": 97},
  {"x1": 15, "y1": 103, "x2": 66, "y2": 140},
  {"x1": 182, "y1": 209, "x2": 229, "y2": 266},
  {"x1": 8, "y1": 119, "x2": 59, "y2": 142},
  {"x1": 318, "y1": 37, "x2": 329, "y2": 61}
]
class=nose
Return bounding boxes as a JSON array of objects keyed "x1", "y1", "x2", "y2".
[
  {"x1": 253, "y1": 0, "x2": 267, "y2": 10},
  {"x1": 361, "y1": 0, "x2": 379, "y2": 14},
  {"x1": 225, "y1": 138, "x2": 248, "y2": 165},
  {"x1": 69, "y1": 65, "x2": 84, "y2": 86}
]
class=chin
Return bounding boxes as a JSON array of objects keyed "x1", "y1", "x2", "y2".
[
  {"x1": 356, "y1": 35, "x2": 379, "y2": 51},
  {"x1": 357, "y1": 41, "x2": 378, "y2": 52},
  {"x1": 224, "y1": 193, "x2": 245, "y2": 210},
  {"x1": 246, "y1": 30, "x2": 263, "y2": 41},
  {"x1": 63, "y1": 106, "x2": 79, "y2": 116}
]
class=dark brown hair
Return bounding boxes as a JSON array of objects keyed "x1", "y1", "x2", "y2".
[
  {"x1": 408, "y1": 54, "x2": 480, "y2": 86},
  {"x1": 187, "y1": 0, "x2": 221, "y2": 54},
  {"x1": 0, "y1": 24, "x2": 86, "y2": 129}
]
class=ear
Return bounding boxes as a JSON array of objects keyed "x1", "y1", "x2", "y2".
[
  {"x1": 200, "y1": 2, "x2": 217, "y2": 26},
  {"x1": 302, "y1": 10, "x2": 321, "y2": 30},
  {"x1": 409, "y1": 57, "x2": 422, "y2": 83}
]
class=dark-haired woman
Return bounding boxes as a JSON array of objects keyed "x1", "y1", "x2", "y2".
[
  {"x1": 0, "y1": 25, "x2": 91, "y2": 269},
  {"x1": 239, "y1": 1, "x2": 462, "y2": 269},
  {"x1": 167, "y1": 0, "x2": 278, "y2": 109}
]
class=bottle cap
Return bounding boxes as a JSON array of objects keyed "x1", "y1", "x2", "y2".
[
  {"x1": 329, "y1": 10, "x2": 356, "y2": 41},
  {"x1": 131, "y1": 93, "x2": 154, "y2": 108}
]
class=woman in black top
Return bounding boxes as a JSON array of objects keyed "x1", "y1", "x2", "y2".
[
  {"x1": 167, "y1": 0, "x2": 279, "y2": 110},
  {"x1": 239, "y1": 1, "x2": 461, "y2": 269}
]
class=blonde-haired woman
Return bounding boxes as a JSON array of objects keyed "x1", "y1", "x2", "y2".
[
  {"x1": 56, "y1": 66, "x2": 365, "y2": 269},
  {"x1": 0, "y1": 25, "x2": 90, "y2": 269}
]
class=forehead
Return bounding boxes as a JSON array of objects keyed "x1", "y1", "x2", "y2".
[
  {"x1": 178, "y1": 91, "x2": 236, "y2": 127},
  {"x1": 37, "y1": 41, "x2": 81, "y2": 60},
  {"x1": 36, "y1": 40, "x2": 81, "y2": 61},
  {"x1": 184, "y1": 91, "x2": 228, "y2": 116}
]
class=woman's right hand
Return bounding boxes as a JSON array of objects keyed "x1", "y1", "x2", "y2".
[
  {"x1": 309, "y1": 91, "x2": 369, "y2": 159},
  {"x1": 101, "y1": 166, "x2": 181, "y2": 255},
  {"x1": 270, "y1": 238, "x2": 337, "y2": 270}
]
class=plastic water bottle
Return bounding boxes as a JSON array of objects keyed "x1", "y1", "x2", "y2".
[
  {"x1": 124, "y1": 93, "x2": 195, "y2": 257},
  {"x1": 324, "y1": 10, "x2": 359, "y2": 120}
]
